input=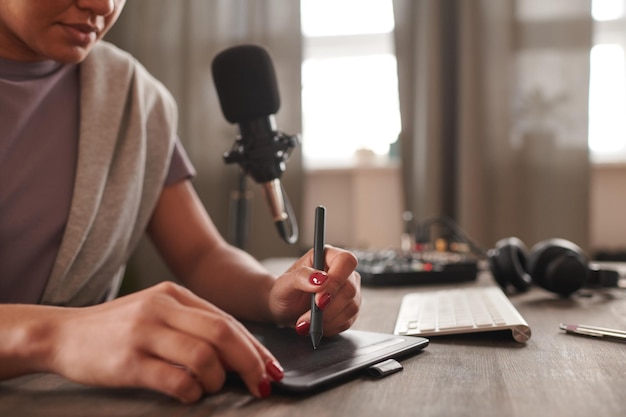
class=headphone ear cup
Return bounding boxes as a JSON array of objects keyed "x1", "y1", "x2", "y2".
[
  {"x1": 488, "y1": 237, "x2": 533, "y2": 293},
  {"x1": 527, "y1": 238, "x2": 589, "y2": 297}
]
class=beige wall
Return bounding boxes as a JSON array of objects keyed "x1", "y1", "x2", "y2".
[
  {"x1": 302, "y1": 163, "x2": 404, "y2": 250},
  {"x1": 590, "y1": 163, "x2": 626, "y2": 253},
  {"x1": 302, "y1": 162, "x2": 626, "y2": 255}
]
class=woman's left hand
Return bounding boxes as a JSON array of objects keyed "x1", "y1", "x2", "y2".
[{"x1": 267, "y1": 245, "x2": 361, "y2": 337}]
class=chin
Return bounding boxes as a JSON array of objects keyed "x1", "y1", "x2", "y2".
[
  {"x1": 50, "y1": 48, "x2": 93, "y2": 64},
  {"x1": 34, "y1": 38, "x2": 96, "y2": 63}
]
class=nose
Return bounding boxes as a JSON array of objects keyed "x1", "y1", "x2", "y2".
[{"x1": 76, "y1": 0, "x2": 116, "y2": 16}]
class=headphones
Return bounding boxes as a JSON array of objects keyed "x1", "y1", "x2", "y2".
[{"x1": 487, "y1": 237, "x2": 620, "y2": 297}]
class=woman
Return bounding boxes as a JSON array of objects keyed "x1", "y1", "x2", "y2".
[{"x1": 0, "y1": 0, "x2": 361, "y2": 403}]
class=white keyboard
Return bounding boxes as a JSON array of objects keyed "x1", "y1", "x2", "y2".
[{"x1": 394, "y1": 286, "x2": 531, "y2": 343}]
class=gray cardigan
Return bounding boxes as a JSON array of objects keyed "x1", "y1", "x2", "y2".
[{"x1": 41, "y1": 42, "x2": 177, "y2": 306}]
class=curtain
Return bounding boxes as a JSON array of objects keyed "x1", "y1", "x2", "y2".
[
  {"x1": 105, "y1": 0, "x2": 304, "y2": 287},
  {"x1": 393, "y1": 0, "x2": 592, "y2": 252}
]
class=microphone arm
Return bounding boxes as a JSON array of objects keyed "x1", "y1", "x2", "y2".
[{"x1": 223, "y1": 117, "x2": 300, "y2": 245}]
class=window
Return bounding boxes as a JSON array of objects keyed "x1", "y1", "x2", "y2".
[
  {"x1": 589, "y1": 0, "x2": 626, "y2": 162},
  {"x1": 300, "y1": 0, "x2": 401, "y2": 168}
]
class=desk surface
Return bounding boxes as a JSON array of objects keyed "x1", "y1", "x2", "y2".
[{"x1": 2, "y1": 272, "x2": 626, "y2": 417}]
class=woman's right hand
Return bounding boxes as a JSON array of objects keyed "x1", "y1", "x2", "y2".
[{"x1": 5, "y1": 281, "x2": 284, "y2": 403}]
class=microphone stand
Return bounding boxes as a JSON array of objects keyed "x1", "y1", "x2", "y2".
[
  {"x1": 229, "y1": 170, "x2": 251, "y2": 250},
  {"x1": 223, "y1": 123, "x2": 300, "y2": 248}
]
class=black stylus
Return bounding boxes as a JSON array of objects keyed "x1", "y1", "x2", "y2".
[{"x1": 310, "y1": 205, "x2": 326, "y2": 349}]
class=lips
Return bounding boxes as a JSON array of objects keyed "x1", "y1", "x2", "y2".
[
  {"x1": 60, "y1": 22, "x2": 100, "y2": 45},
  {"x1": 64, "y1": 22, "x2": 100, "y2": 35}
]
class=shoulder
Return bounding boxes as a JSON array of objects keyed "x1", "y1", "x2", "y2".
[
  {"x1": 82, "y1": 41, "x2": 137, "y2": 80},
  {"x1": 82, "y1": 41, "x2": 178, "y2": 121}
]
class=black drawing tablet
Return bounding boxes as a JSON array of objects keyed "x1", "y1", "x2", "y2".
[{"x1": 246, "y1": 323, "x2": 429, "y2": 393}]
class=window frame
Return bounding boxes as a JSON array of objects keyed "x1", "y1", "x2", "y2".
[
  {"x1": 300, "y1": 1, "x2": 400, "y2": 169},
  {"x1": 589, "y1": 0, "x2": 626, "y2": 164}
]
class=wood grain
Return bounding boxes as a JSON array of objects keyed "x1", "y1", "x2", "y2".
[{"x1": 2, "y1": 272, "x2": 626, "y2": 417}]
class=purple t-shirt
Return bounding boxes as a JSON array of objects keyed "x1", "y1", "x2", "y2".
[{"x1": 0, "y1": 56, "x2": 195, "y2": 304}]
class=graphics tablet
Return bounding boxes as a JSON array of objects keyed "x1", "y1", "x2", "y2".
[{"x1": 246, "y1": 323, "x2": 429, "y2": 393}]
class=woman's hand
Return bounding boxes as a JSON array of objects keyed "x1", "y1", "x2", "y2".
[
  {"x1": 41, "y1": 282, "x2": 284, "y2": 402},
  {"x1": 267, "y1": 245, "x2": 361, "y2": 337},
  {"x1": 147, "y1": 181, "x2": 360, "y2": 336}
]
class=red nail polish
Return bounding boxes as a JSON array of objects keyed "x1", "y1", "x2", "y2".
[
  {"x1": 310, "y1": 271, "x2": 327, "y2": 285},
  {"x1": 318, "y1": 293, "x2": 332, "y2": 310},
  {"x1": 258, "y1": 376, "x2": 272, "y2": 398},
  {"x1": 266, "y1": 360, "x2": 284, "y2": 381},
  {"x1": 296, "y1": 321, "x2": 310, "y2": 336}
]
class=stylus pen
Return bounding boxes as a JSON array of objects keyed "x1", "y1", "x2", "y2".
[
  {"x1": 559, "y1": 323, "x2": 626, "y2": 342},
  {"x1": 310, "y1": 205, "x2": 326, "y2": 349}
]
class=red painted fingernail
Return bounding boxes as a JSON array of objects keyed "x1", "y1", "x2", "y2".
[
  {"x1": 266, "y1": 360, "x2": 284, "y2": 381},
  {"x1": 318, "y1": 293, "x2": 332, "y2": 310},
  {"x1": 309, "y1": 271, "x2": 328, "y2": 285},
  {"x1": 296, "y1": 321, "x2": 310, "y2": 336},
  {"x1": 258, "y1": 376, "x2": 272, "y2": 398}
]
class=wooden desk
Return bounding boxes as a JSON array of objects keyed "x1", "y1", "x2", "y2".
[{"x1": 2, "y1": 272, "x2": 626, "y2": 417}]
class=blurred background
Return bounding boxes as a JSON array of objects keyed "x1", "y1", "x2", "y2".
[{"x1": 104, "y1": 0, "x2": 626, "y2": 289}]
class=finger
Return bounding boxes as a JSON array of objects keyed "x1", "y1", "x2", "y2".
[
  {"x1": 188, "y1": 317, "x2": 280, "y2": 397},
  {"x1": 153, "y1": 292, "x2": 280, "y2": 397},
  {"x1": 269, "y1": 266, "x2": 327, "y2": 317},
  {"x1": 309, "y1": 247, "x2": 359, "y2": 301},
  {"x1": 150, "y1": 313, "x2": 284, "y2": 387},
  {"x1": 321, "y1": 270, "x2": 360, "y2": 312},
  {"x1": 294, "y1": 288, "x2": 359, "y2": 337},
  {"x1": 141, "y1": 326, "x2": 227, "y2": 395},
  {"x1": 312, "y1": 267, "x2": 358, "y2": 312},
  {"x1": 323, "y1": 246, "x2": 359, "y2": 278},
  {"x1": 278, "y1": 246, "x2": 357, "y2": 298},
  {"x1": 287, "y1": 262, "x2": 359, "y2": 332},
  {"x1": 176, "y1": 305, "x2": 280, "y2": 378},
  {"x1": 126, "y1": 356, "x2": 204, "y2": 403},
  {"x1": 315, "y1": 271, "x2": 361, "y2": 335},
  {"x1": 322, "y1": 296, "x2": 361, "y2": 336},
  {"x1": 148, "y1": 283, "x2": 282, "y2": 378}
]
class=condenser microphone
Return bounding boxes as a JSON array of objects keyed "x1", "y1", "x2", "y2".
[{"x1": 211, "y1": 44, "x2": 299, "y2": 244}]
